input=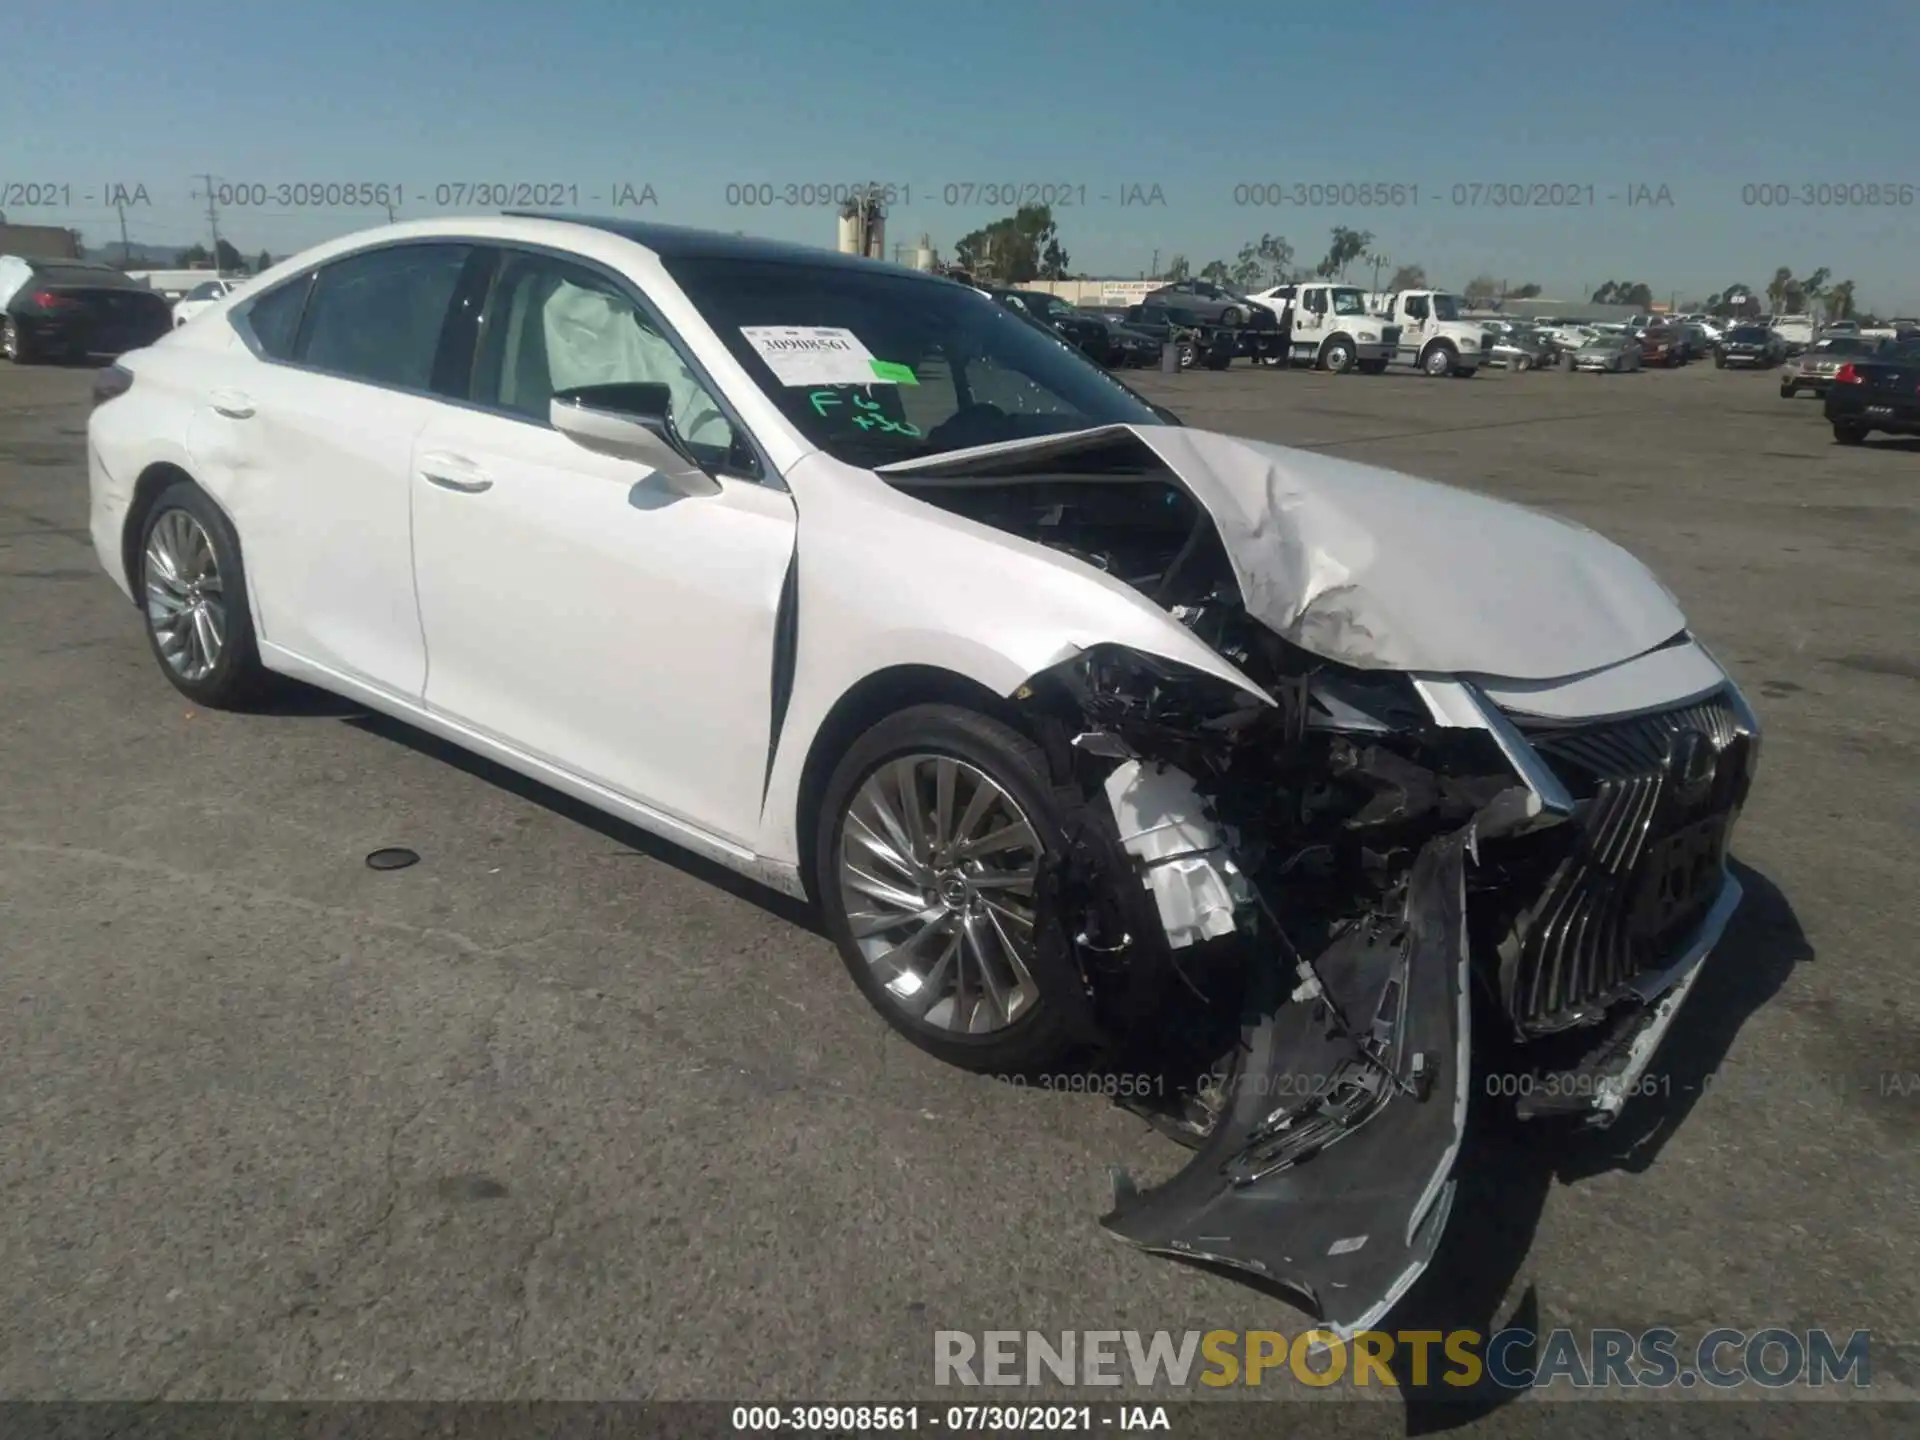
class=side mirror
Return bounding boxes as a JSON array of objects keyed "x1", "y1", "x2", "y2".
[{"x1": 549, "y1": 384, "x2": 722, "y2": 498}]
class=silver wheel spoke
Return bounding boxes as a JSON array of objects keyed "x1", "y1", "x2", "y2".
[
  {"x1": 844, "y1": 812, "x2": 920, "y2": 883},
  {"x1": 142, "y1": 509, "x2": 226, "y2": 681},
  {"x1": 958, "y1": 819, "x2": 1037, "y2": 861},
  {"x1": 894, "y1": 759, "x2": 931, "y2": 867},
  {"x1": 839, "y1": 752, "x2": 1048, "y2": 1038}
]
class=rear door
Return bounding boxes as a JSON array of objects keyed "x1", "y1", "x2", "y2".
[
  {"x1": 186, "y1": 241, "x2": 486, "y2": 696},
  {"x1": 407, "y1": 245, "x2": 797, "y2": 845}
]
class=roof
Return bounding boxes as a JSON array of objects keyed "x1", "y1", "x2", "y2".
[{"x1": 501, "y1": 213, "x2": 943, "y2": 282}]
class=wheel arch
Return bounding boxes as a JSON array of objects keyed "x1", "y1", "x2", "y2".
[
  {"x1": 121, "y1": 461, "x2": 236, "y2": 605},
  {"x1": 792, "y1": 664, "x2": 1022, "y2": 903}
]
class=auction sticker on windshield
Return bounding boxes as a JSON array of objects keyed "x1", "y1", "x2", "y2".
[{"x1": 740, "y1": 325, "x2": 882, "y2": 386}]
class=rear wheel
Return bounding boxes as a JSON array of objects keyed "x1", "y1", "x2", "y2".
[
  {"x1": 1357, "y1": 357, "x2": 1388, "y2": 374},
  {"x1": 1832, "y1": 422, "x2": 1868, "y2": 445},
  {"x1": 136, "y1": 481, "x2": 272, "y2": 708},
  {"x1": 814, "y1": 705, "x2": 1101, "y2": 1074},
  {"x1": 1, "y1": 317, "x2": 31, "y2": 365}
]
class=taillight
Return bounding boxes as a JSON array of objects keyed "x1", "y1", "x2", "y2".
[
  {"x1": 31, "y1": 289, "x2": 77, "y2": 309},
  {"x1": 1834, "y1": 363, "x2": 1863, "y2": 385},
  {"x1": 92, "y1": 364, "x2": 134, "y2": 407}
]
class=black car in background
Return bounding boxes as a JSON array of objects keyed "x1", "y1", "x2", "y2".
[
  {"x1": 1714, "y1": 324, "x2": 1784, "y2": 369},
  {"x1": 0, "y1": 258, "x2": 172, "y2": 364},
  {"x1": 993, "y1": 289, "x2": 1164, "y2": 368},
  {"x1": 1823, "y1": 340, "x2": 1920, "y2": 444}
]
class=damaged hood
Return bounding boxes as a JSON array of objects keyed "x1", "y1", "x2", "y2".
[
  {"x1": 881, "y1": 425, "x2": 1687, "y2": 681},
  {"x1": 1130, "y1": 427, "x2": 1686, "y2": 679}
]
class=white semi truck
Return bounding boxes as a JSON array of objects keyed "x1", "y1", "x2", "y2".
[
  {"x1": 1366, "y1": 289, "x2": 1495, "y2": 377},
  {"x1": 1247, "y1": 281, "x2": 1401, "y2": 373}
]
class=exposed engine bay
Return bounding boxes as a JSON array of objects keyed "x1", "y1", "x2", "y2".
[{"x1": 884, "y1": 433, "x2": 1760, "y2": 1336}]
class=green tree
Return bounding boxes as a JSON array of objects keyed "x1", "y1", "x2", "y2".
[
  {"x1": 1162, "y1": 253, "x2": 1190, "y2": 282},
  {"x1": 1387, "y1": 264, "x2": 1428, "y2": 291},
  {"x1": 953, "y1": 204, "x2": 1065, "y2": 284},
  {"x1": 1823, "y1": 279, "x2": 1856, "y2": 320},
  {"x1": 1228, "y1": 233, "x2": 1293, "y2": 293},
  {"x1": 214, "y1": 238, "x2": 244, "y2": 272},
  {"x1": 1765, "y1": 267, "x2": 1793, "y2": 313},
  {"x1": 255, "y1": 249, "x2": 273, "y2": 273},
  {"x1": 176, "y1": 242, "x2": 210, "y2": 267},
  {"x1": 1039, "y1": 235, "x2": 1071, "y2": 279},
  {"x1": 1315, "y1": 226, "x2": 1372, "y2": 281},
  {"x1": 1462, "y1": 275, "x2": 1500, "y2": 307},
  {"x1": 1508, "y1": 281, "x2": 1542, "y2": 300},
  {"x1": 1199, "y1": 259, "x2": 1232, "y2": 284}
]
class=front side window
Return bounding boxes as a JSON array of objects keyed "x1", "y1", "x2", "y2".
[
  {"x1": 472, "y1": 251, "x2": 739, "y2": 469},
  {"x1": 663, "y1": 257, "x2": 1167, "y2": 468},
  {"x1": 1430, "y1": 294, "x2": 1461, "y2": 321},
  {"x1": 184, "y1": 281, "x2": 223, "y2": 302},
  {"x1": 1404, "y1": 295, "x2": 1430, "y2": 321},
  {"x1": 296, "y1": 243, "x2": 472, "y2": 390},
  {"x1": 1331, "y1": 288, "x2": 1367, "y2": 316}
]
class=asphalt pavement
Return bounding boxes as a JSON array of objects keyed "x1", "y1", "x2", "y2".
[{"x1": 1, "y1": 354, "x2": 1914, "y2": 1432}]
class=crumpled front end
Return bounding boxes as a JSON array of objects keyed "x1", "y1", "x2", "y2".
[{"x1": 881, "y1": 425, "x2": 1761, "y2": 1334}]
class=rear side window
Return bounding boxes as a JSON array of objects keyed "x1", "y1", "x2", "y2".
[
  {"x1": 295, "y1": 243, "x2": 472, "y2": 390},
  {"x1": 239, "y1": 279, "x2": 309, "y2": 359}
]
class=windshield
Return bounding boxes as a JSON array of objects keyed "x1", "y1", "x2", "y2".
[
  {"x1": 665, "y1": 258, "x2": 1165, "y2": 466},
  {"x1": 1814, "y1": 338, "x2": 1871, "y2": 354},
  {"x1": 1430, "y1": 294, "x2": 1461, "y2": 321},
  {"x1": 1330, "y1": 288, "x2": 1367, "y2": 316}
]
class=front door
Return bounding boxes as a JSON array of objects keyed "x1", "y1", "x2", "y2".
[{"x1": 408, "y1": 248, "x2": 796, "y2": 846}]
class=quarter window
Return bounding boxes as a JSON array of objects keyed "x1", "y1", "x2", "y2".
[
  {"x1": 295, "y1": 243, "x2": 472, "y2": 390},
  {"x1": 238, "y1": 277, "x2": 309, "y2": 359}
]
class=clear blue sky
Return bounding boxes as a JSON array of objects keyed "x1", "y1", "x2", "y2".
[{"x1": 6, "y1": 0, "x2": 1917, "y2": 309}]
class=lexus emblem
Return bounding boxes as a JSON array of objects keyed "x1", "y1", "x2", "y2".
[{"x1": 1667, "y1": 728, "x2": 1717, "y2": 802}]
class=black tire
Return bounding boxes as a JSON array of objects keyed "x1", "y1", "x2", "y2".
[
  {"x1": 135, "y1": 480, "x2": 273, "y2": 709},
  {"x1": 1832, "y1": 422, "x2": 1868, "y2": 446},
  {"x1": 814, "y1": 704, "x2": 1107, "y2": 1075},
  {"x1": 2, "y1": 316, "x2": 32, "y2": 365},
  {"x1": 1203, "y1": 347, "x2": 1232, "y2": 370},
  {"x1": 1320, "y1": 337, "x2": 1356, "y2": 374},
  {"x1": 1221, "y1": 306, "x2": 1245, "y2": 326},
  {"x1": 1780, "y1": 384, "x2": 1797, "y2": 398},
  {"x1": 1420, "y1": 343, "x2": 1455, "y2": 377},
  {"x1": 1356, "y1": 357, "x2": 1388, "y2": 374},
  {"x1": 1176, "y1": 339, "x2": 1198, "y2": 369}
]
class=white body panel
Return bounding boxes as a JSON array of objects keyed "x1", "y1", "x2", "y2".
[
  {"x1": 1380, "y1": 291, "x2": 1485, "y2": 370},
  {"x1": 408, "y1": 406, "x2": 797, "y2": 846}
]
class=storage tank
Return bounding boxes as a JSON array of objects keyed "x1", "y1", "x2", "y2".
[
  {"x1": 837, "y1": 210, "x2": 861, "y2": 255},
  {"x1": 914, "y1": 235, "x2": 934, "y2": 272}
]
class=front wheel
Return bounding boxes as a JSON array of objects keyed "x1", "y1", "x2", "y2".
[
  {"x1": 1832, "y1": 422, "x2": 1868, "y2": 445},
  {"x1": 1512, "y1": 354, "x2": 1533, "y2": 373},
  {"x1": 815, "y1": 705, "x2": 1096, "y2": 1074},
  {"x1": 1320, "y1": 338, "x2": 1355, "y2": 374},
  {"x1": 1421, "y1": 344, "x2": 1455, "y2": 377}
]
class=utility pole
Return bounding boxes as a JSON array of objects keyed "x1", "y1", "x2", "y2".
[
  {"x1": 116, "y1": 200, "x2": 130, "y2": 263},
  {"x1": 385, "y1": 200, "x2": 397, "y2": 224},
  {"x1": 1149, "y1": 247, "x2": 1160, "y2": 279},
  {"x1": 198, "y1": 174, "x2": 222, "y2": 267}
]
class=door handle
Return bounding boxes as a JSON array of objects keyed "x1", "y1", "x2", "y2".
[
  {"x1": 418, "y1": 451, "x2": 493, "y2": 494},
  {"x1": 422, "y1": 471, "x2": 494, "y2": 494},
  {"x1": 209, "y1": 390, "x2": 254, "y2": 419}
]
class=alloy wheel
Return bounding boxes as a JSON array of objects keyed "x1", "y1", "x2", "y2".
[
  {"x1": 836, "y1": 753, "x2": 1042, "y2": 1035},
  {"x1": 144, "y1": 508, "x2": 226, "y2": 681}
]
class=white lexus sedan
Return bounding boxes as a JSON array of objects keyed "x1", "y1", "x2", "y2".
[{"x1": 86, "y1": 214, "x2": 1762, "y2": 1336}]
